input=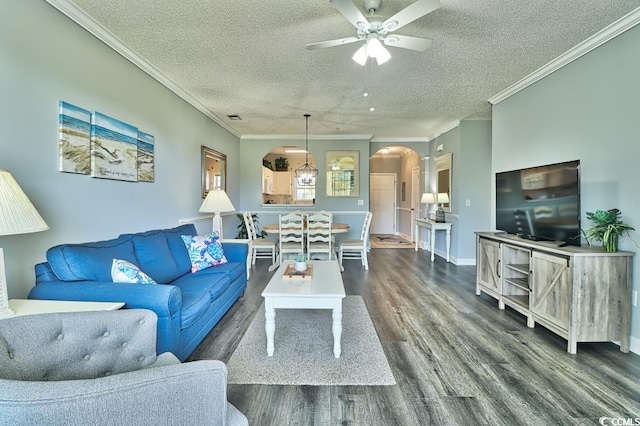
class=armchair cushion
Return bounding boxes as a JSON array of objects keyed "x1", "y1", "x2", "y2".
[
  {"x1": 0, "y1": 309, "x2": 248, "y2": 426},
  {"x1": 0, "y1": 309, "x2": 158, "y2": 381}
]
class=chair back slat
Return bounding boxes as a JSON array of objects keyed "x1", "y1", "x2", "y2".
[{"x1": 307, "y1": 211, "x2": 332, "y2": 258}]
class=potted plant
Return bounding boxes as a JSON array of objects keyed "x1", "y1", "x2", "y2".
[
  {"x1": 294, "y1": 253, "x2": 307, "y2": 272},
  {"x1": 274, "y1": 156, "x2": 289, "y2": 171},
  {"x1": 236, "y1": 213, "x2": 267, "y2": 239},
  {"x1": 584, "y1": 208, "x2": 634, "y2": 252}
]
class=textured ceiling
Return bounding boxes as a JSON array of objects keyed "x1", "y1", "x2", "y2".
[{"x1": 53, "y1": 0, "x2": 639, "y2": 139}]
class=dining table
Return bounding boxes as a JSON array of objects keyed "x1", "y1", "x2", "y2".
[{"x1": 262, "y1": 222, "x2": 350, "y2": 271}]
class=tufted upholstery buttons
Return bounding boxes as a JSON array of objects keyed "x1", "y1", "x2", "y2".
[
  {"x1": 57, "y1": 333, "x2": 64, "y2": 340},
  {"x1": 122, "y1": 342, "x2": 128, "y2": 348},
  {"x1": 104, "y1": 371, "x2": 111, "y2": 376},
  {"x1": 139, "y1": 356, "x2": 145, "y2": 362},
  {"x1": 139, "y1": 319, "x2": 145, "y2": 325},
  {"x1": 103, "y1": 331, "x2": 110, "y2": 337},
  {"x1": 8, "y1": 351, "x2": 14, "y2": 359},
  {"x1": 84, "y1": 355, "x2": 91, "y2": 361}
]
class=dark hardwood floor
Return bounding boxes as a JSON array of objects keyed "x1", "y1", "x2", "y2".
[{"x1": 188, "y1": 249, "x2": 640, "y2": 426}]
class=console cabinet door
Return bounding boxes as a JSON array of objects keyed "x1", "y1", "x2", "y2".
[
  {"x1": 477, "y1": 238, "x2": 501, "y2": 293},
  {"x1": 530, "y1": 251, "x2": 571, "y2": 330}
]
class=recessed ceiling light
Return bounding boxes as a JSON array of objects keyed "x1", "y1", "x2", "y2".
[
  {"x1": 226, "y1": 114, "x2": 242, "y2": 120},
  {"x1": 369, "y1": 107, "x2": 375, "y2": 112},
  {"x1": 363, "y1": 92, "x2": 368, "y2": 97},
  {"x1": 285, "y1": 149, "x2": 308, "y2": 153}
]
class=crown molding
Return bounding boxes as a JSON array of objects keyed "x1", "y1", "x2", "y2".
[
  {"x1": 241, "y1": 134, "x2": 373, "y2": 140},
  {"x1": 371, "y1": 136, "x2": 431, "y2": 143},
  {"x1": 489, "y1": 7, "x2": 640, "y2": 104},
  {"x1": 45, "y1": 0, "x2": 241, "y2": 138}
]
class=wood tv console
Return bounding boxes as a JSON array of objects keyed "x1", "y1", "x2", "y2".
[{"x1": 475, "y1": 232, "x2": 633, "y2": 354}]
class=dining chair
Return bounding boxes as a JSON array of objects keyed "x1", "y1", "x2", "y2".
[
  {"x1": 307, "y1": 211, "x2": 332, "y2": 260},
  {"x1": 278, "y1": 211, "x2": 305, "y2": 264},
  {"x1": 243, "y1": 211, "x2": 277, "y2": 266},
  {"x1": 339, "y1": 211, "x2": 373, "y2": 271}
]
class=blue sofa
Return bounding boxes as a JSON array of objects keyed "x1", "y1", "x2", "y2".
[{"x1": 29, "y1": 224, "x2": 248, "y2": 362}]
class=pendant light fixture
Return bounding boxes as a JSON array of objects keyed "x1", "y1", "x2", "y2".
[{"x1": 295, "y1": 114, "x2": 318, "y2": 187}]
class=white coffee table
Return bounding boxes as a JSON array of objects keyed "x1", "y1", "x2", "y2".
[
  {"x1": 261, "y1": 260, "x2": 346, "y2": 358},
  {"x1": 8, "y1": 299, "x2": 124, "y2": 317}
]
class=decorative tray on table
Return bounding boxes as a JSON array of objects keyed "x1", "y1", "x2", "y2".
[{"x1": 282, "y1": 265, "x2": 313, "y2": 280}]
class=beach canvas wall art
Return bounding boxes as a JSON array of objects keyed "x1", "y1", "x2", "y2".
[
  {"x1": 58, "y1": 101, "x2": 91, "y2": 174},
  {"x1": 137, "y1": 130, "x2": 154, "y2": 182},
  {"x1": 90, "y1": 111, "x2": 138, "y2": 182}
]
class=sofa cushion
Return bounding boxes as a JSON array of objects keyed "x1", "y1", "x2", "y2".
[
  {"x1": 120, "y1": 224, "x2": 195, "y2": 277},
  {"x1": 132, "y1": 232, "x2": 181, "y2": 283},
  {"x1": 172, "y1": 272, "x2": 232, "y2": 302},
  {"x1": 181, "y1": 232, "x2": 228, "y2": 273},
  {"x1": 180, "y1": 290, "x2": 212, "y2": 329},
  {"x1": 46, "y1": 237, "x2": 137, "y2": 282},
  {"x1": 111, "y1": 259, "x2": 156, "y2": 284},
  {"x1": 191, "y1": 261, "x2": 245, "y2": 284},
  {"x1": 162, "y1": 224, "x2": 195, "y2": 275}
]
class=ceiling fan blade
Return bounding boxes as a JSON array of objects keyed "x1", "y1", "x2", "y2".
[
  {"x1": 384, "y1": 35, "x2": 432, "y2": 51},
  {"x1": 330, "y1": 0, "x2": 370, "y2": 30},
  {"x1": 305, "y1": 37, "x2": 362, "y2": 50},
  {"x1": 382, "y1": 0, "x2": 441, "y2": 32}
]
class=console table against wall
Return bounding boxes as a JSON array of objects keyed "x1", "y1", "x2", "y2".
[
  {"x1": 475, "y1": 232, "x2": 633, "y2": 354},
  {"x1": 415, "y1": 219, "x2": 452, "y2": 262}
]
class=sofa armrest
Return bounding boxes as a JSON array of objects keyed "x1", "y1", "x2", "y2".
[
  {"x1": 0, "y1": 360, "x2": 247, "y2": 425},
  {"x1": 28, "y1": 282, "x2": 182, "y2": 357},
  {"x1": 221, "y1": 242, "x2": 249, "y2": 264}
]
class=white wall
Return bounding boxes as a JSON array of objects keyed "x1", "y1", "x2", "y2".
[
  {"x1": 492, "y1": 24, "x2": 640, "y2": 348},
  {"x1": 0, "y1": 2, "x2": 240, "y2": 297}
]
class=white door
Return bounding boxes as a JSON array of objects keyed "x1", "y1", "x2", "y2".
[
  {"x1": 411, "y1": 166, "x2": 420, "y2": 242},
  {"x1": 370, "y1": 173, "x2": 396, "y2": 234}
]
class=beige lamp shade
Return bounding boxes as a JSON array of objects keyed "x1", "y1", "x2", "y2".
[
  {"x1": 199, "y1": 190, "x2": 235, "y2": 214},
  {"x1": 437, "y1": 193, "x2": 450, "y2": 204},
  {"x1": 0, "y1": 170, "x2": 49, "y2": 236},
  {"x1": 0, "y1": 170, "x2": 49, "y2": 319},
  {"x1": 199, "y1": 189, "x2": 235, "y2": 240},
  {"x1": 421, "y1": 193, "x2": 435, "y2": 204}
]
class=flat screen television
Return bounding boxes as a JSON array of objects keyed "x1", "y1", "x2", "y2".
[{"x1": 495, "y1": 160, "x2": 581, "y2": 246}]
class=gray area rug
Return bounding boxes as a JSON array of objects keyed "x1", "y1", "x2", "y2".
[{"x1": 227, "y1": 296, "x2": 396, "y2": 386}]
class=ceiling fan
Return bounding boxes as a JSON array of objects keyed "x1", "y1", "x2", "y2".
[{"x1": 306, "y1": 0, "x2": 441, "y2": 65}]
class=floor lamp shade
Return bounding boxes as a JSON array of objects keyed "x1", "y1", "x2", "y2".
[
  {"x1": 0, "y1": 170, "x2": 50, "y2": 318},
  {"x1": 199, "y1": 190, "x2": 235, "y2": 239}
]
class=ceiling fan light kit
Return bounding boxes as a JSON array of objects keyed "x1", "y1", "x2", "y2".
[{"x1": 307, "y1": 0, "x2": 440, "y2": 65}]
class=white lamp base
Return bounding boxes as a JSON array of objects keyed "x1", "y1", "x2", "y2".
[
  {"x1": 0, "y1": 248, "x2": 16, "y2": 319},
  {"x1": 212, "y1": 212, "x2": 223, "y2": 239}
]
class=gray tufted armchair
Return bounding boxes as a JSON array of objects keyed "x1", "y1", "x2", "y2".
[{"x1": 0, "y1": 309, "x2": 248, "y2": 426}]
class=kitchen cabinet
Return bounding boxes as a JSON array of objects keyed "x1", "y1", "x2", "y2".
[
  {"x1": 262, "y1": 166, "x2": 273, "y2": 194},
  {"x1": 272, "y1": 171, "x2": 291, "y2": 195}
]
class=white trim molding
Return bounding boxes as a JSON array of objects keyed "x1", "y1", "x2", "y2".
[
  {"x1": 489, "y1": 7, "x2": 640, "y2": 104},
  {"x1": 45, "y1": 0, "x2": 241, "y2": 138}
]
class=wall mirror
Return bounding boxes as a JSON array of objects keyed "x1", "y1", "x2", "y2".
[
  {"x1": 326, "y1": 150, "x2": 359, "y2": 197},
  {"x1": 201, "y1": 146, "x2": 226, "y2": 198},
  {"x1": 435, "y1": 153, "x2": 452, "y2": 211}
]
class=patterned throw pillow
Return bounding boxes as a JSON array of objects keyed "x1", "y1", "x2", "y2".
[
  {"x1": 181, "y1": 231, "x2": 228, "y2": 273},
  {"x1": 111, "y1": 258, "x2": 157, "y2": 284}
]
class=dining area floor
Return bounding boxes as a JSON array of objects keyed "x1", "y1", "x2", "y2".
[{"x1": 370, "y1": 234, "x2": 413, "y2": 249}]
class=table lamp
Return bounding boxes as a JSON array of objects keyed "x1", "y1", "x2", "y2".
[
  {"x1": 436, "y1": 192, "x2": 449, "y2": 223},
  {"x1": 420, "y1": 193, "x2": 435, "y2": 219},
  {"x1": 199, "y1": 189, "x2": 235, "y2": 239},
  {"x1": 0, "y1": 170, "x2": 49, "y2": 319}
]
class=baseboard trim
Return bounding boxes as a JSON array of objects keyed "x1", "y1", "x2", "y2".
[{"x1": 454, "y1": 258, "x2": 476, "y2": 266}]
